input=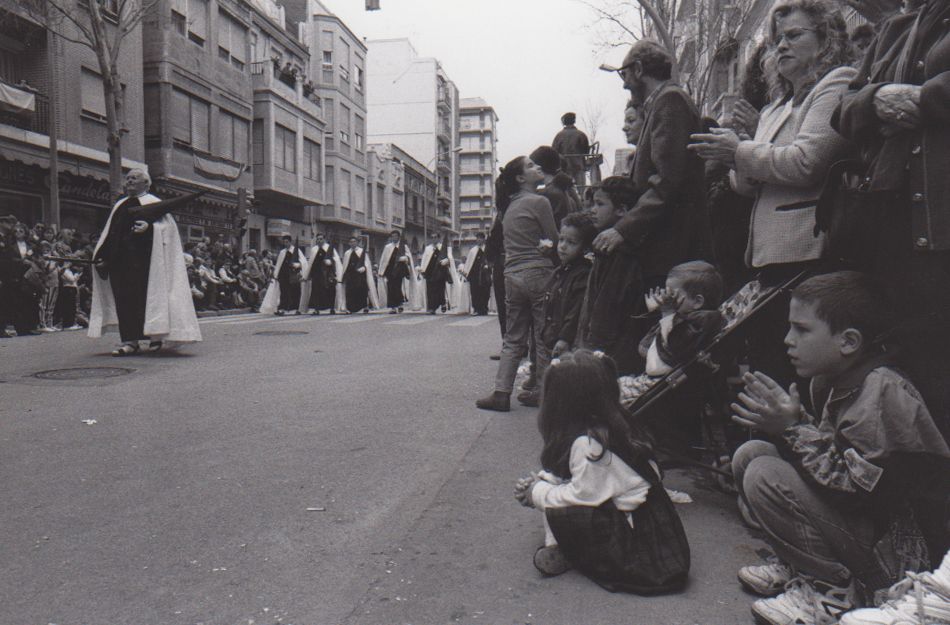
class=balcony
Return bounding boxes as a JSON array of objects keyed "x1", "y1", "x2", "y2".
[
  {"x1": 251, "y1": 61, "x2": 321, "y2": 120},
  {"x1": 436, "y1": 156, "x2": 452, "y2": 172},
  {"x1": 437, "y1": 88, "x2": 451, "y2": 112},
  {"x1": 0, "y1": 81, "x2": 49, "y2": 135}
]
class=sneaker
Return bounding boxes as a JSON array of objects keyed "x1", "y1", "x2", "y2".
[
  {"x1": 739, "y1": 560, "x2": 793, "y2": 597},
  {"x1": 839, "y1": 551, "x2": 950, "y2": 625},
  {"x1": 751, "y1": 576, "x2": 853, "y2": 625},
  {"x1": 533, "y1": 546, "x2": 571, "y2": 576}
]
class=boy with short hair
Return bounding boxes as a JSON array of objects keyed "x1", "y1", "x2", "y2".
[
  {"x1": 577, "y1": 176, "x2": 645, "y2": 374},
  {"x1": 731, "y1": 271, "x2": 950, "y2": 625},
  {"x1": 518, "y1": 213, "x2": 597, "y2": 407}
]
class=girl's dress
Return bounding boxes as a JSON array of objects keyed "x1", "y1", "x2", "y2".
[{"x1": 531, "y1": 436, "x2": 690, "y2": 594}]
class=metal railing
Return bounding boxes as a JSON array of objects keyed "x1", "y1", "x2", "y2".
[{"x1": 0, "y1": 81, "x2": 49, "y2": 135}]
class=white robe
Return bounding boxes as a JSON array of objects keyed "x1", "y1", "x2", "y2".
[
  {"x1": 88, "y1": 193, "x2": 201, "y2": 343},
  {"x1": 260, "y1": 247, "x2": 310, "y2": 314}
]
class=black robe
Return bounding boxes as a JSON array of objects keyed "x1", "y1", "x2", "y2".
[
  {"x1": 342, "y1": 248, "x2": 369, "y2": 312},
  {"x1": 422, "y1": 244, "x2": 450, "y2": 312},
  {"x1": 383, "y1": 243, "x2": 411, "y2": 308},
  {"x1": 467, "y1": 245, "x2": 492, "y2": 315},
  {"x1": 276, "y1": 246, "x2": 303, "y2": 312},
  {"x1": 94, "y1": 195, "x2": 176, "y2": 342},
  {"x1": 308, "y1": 245, "x2": 337, "y2": 311}
]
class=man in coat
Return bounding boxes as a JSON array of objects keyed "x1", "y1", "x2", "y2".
[
  {"x1": 594, "y1": 40, "x2": 711, "y2": 290},
  {"x1": 89, "y1": 169, "x2": 201, "y2": 354},
  {"x1": 378, "y1": 230, "x2": 414, "y2": 314},
  {"x1": 552, "y1": 112, "x2": 590, "y2": 188},
  {"x1": 304, "y1": 232, "x2": 341, "y2": 315},
  {"x1": 272, "y1": 235, "x2": 308, "y2": 315},
  {"x1": 463, "y1": 232, "x2": 492, "y2": 315}
]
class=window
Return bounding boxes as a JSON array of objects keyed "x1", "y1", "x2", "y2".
[
  {"x1": 323, "y1": 98, "x2": 334, "y2": 150},
  {"x1": 249, "y1": 32, "x2": 258, "y2": 63},
  {"x1": 171, "y1": 88, "x2": 210, "y2": 151},
  {"x1": 252, "y1": 119, "x2": 264, "y2": 165},
  {"x1": 173, "y1": 0, "x2": 208, "y2": 47},
  {"x1": 325, "y1": 165, "x2": 334, "y2": 204},
  {"x1": 339, "y1": 103, "x2": 350, "y2": 145},
  {"x1": 340, "y1": 169, "x2": 351, "y2": 207},
  {"x1": 354, "y1": 114, "x2": 364, "y2": 152},
  {"x1": 80, "y1": 68, "x2": 106, "y2": 120},
  {"x1": 355, "y1": 65, "x2": 364, "y2": 91},
  {"x1": 275, "y1": 124, "x2": 296, "y2": 173},
  {"x1": 377, "y1": 185, "x2": 385, "y2": 219},
  {"x1": 322, "y1": 50, "x2": 332, "y2": 67},
  {"x1": 354, "y1": 175, "x2": 365, "y2": 212},
  {"x1": 217, "y1": 11, "x2": 247, "y2": 70},
  {"x1": 304, "y1": 139, "x2": 322, "y2": 181},
  {"x1": 218, "y1": 111, "x2": 248, "y2": 163}
]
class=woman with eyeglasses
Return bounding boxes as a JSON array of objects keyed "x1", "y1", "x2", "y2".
[{"x1": 688, "y1": 0, "x2": 855, "y2": 387}]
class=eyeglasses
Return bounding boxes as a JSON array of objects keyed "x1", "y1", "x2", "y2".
[
  {"x1": 773, "y1": 27, "x2": 817, "y2": 46},
  {"x1": 613, "y1": 62, "x2": 637, "y2": 79}
]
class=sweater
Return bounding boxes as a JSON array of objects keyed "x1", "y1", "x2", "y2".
[{"x1": 502, "y1": 191, "x2": 559, "y2": 274}]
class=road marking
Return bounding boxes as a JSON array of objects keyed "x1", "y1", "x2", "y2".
[
  {"x1": 447, "y1": 316, "x2": 496, "y2": 327},
  {"x1": 385, "y1": 315, "x2": 443, "y2": 325},
  {"x1": 199, "y1": 313, "x2": 266, "y2": 325},
  {"x1": 331, "y1": 314, "x2": 386, "y2": 324}
]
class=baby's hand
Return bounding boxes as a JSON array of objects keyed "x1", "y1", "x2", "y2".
[
  {"x1": 654, "y1": 288, "x2": 683, "y2": 314},
  {"x1": 645, "y1": 287, "x2": 661, "y2": 311}
]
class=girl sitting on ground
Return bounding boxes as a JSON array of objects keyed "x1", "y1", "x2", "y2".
[{"x1": 514, "y1": 349, "x2": 690, "y2": 594}]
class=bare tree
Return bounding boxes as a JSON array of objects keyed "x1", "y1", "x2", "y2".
[
  {"x1": 576, "y1": 0, "x2": 760, "y2": 112},
  {"x1": 22, "y1": 0, "x2": 158, "y2": 199},
  {"x1": 580, "y1": 99, "x2": 607, "y2": 147}
]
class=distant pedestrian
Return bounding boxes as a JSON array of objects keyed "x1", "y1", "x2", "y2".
[
  {"x1": 341, "y1": 236, "x2": 377, "y2": 314},
  {"x1": 462, "y1": 232, "x2": 491, "y2": 316},
  {"x1": 514, "y1": 349, "x2": 690, "y2": 594},
  {"x1": 420, "y1": 231, "x2": 453, "y2": 314},
  {"x1": 552, "y1": 112, "x2": 590, "y2": 189},
  {"x1": 304, "y1": 233, "x2": 342, "y2": 315},
  {"x1": 378, "y1": 230, "x2": 414, "y2": 314}
]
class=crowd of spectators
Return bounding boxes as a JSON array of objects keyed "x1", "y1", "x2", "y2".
[{"x1": 0, "y1": 222, "x2": 269, "y2": 337}]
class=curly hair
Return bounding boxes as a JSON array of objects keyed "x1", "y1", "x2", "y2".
[{"x1": 763, "y1": 0, "x2": 851, "y2": 104}]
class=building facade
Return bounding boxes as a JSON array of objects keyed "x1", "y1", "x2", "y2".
[
  {"x1": 290, "y1": 0, "x2": 377, "y2": 252},
  {"x1": 0, "y1": 0, "x2": 147, "y2": 235},
  {"x1": 388, "y1": 143, "x2": 436, "y2": 256},
  {"x1": 365, "y1": 38, "x2": 459, "y2": 237},
  {"x1": 363, "y1": 143, "x2": 405, "y2": 259},
  {"x1": 457, "y1": 97, "x2": 497, "y2": 247}
]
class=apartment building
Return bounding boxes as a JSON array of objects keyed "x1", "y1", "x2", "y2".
[
  {"x1": 0, "y1": 0, "x2": 147, "y2": 233},
  {"x1": 365, "y1": 38, "x2": 459, "y2": 238},
  {"x1": 457, "y1": 97, "x2": 497, "y2": 247}
]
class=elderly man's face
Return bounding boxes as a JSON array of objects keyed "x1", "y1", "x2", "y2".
[{"x1": 123, "y1": 171, "x2": 150, "y2": 196}]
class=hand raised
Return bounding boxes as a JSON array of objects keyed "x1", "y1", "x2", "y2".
[{"x1": 731, "y1": 371, "x2": 802, "y2": 435}]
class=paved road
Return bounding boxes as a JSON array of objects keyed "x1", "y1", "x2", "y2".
[{"x1": 0, "y1": 312, "x2": 765, "y2": 625}]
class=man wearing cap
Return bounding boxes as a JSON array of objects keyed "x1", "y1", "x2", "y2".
[
  {"x1": 552, "y1": 113, "x2": 590, "y2": 189},
  {"x1": 594, "y1": 41, "x2": 710, "y2": 289}
]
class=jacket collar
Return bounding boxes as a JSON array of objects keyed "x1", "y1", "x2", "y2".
[{"x1": 811, "y1": 351, "x2": 892, "y2": 407}]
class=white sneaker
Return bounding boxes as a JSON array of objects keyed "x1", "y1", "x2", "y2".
[
  {"x1": 739, "y1": 560, "x2": 794, "y2": 597},
  {"x1": 751, "y1": 576, "x2": 853, "y2": 625},
  {"x1": 839, "y1": 551, "x2": 950, "y2": 625}
]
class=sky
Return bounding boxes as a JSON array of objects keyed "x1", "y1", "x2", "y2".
[{"x1": 319, "y1": 0, "x2": 636, "y2": 175}]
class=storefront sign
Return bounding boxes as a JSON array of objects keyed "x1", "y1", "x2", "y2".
[
  {"x1": 174, "y1": 212, "x2": 234, "y2": 231},
  {"x1": 0, "y1": 159, "x2": 44, "y2": 189},
  {"x1": 59, "y1": 174, "x2": 111, "y2": 204}
]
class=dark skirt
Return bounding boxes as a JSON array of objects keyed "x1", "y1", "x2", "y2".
[{"x1": 545, "y1": 486, "x2": 690, "y2": 595}]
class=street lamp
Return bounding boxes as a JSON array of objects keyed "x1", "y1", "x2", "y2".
[{"x1": 423, "y1": 146, "x2": 462, "y2": 242}]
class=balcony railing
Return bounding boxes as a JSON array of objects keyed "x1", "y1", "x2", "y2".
[{"x1": 0, "y1": 81, "x2": 49, "y2": 135}]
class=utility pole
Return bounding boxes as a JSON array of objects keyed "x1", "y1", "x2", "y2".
[{"x1": 47, "y1": 30, "x2": 60, "y2": 229}]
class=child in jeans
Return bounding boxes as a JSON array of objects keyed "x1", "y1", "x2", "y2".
[
  {"x1": 730, "y1": 271, "x2": 950, "y2": 625},
  {"x1": 514, "y1": 349, "x2": 689, "y2": 593},
  {"x1": 577, "y1": 177, "x2": 645, "y2": 375},
  {"x1": 517, "y1": 213, "x2": 596, "y2": 407},
  {"x1": 619, "y1": 261, "x2": 725, "y2": 408}
]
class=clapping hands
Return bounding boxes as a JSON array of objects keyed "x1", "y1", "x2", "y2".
[
  {"x1": 731, "y1": 371, "x2": 803, "y2": 435},
  {"x1": 647, "y1": 286, "x2": 684, "y2": 314},
  {"x1": 514, "y1": 474, "x2": 538, "y2": 508}
]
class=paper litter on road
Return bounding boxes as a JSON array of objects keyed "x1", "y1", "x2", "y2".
[
  {"x1": 305, "y1": 506, "x2": 326, "y2": 512},
  {"x1": 81, "y1": 419, "x2": 97, "y2": 425},
  {"x1": 665, "y1": 488, "x2": 693, "y2": 504}
]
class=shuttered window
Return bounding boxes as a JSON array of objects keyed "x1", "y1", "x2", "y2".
[{"x1": 80, "y1": 68, "x2": 106, "y2": 118}]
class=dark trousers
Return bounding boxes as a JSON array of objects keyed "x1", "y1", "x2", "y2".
[
  {"x1": 58, "y1": 286, "x2": 77, "y2": 327},
  {"x1": 345, "y1": 279, "x2": 368, "y2": 312},
  {"x1": 278, "y1": 278, "x2": 300, "y2": 312},
  {"x1": 309, "y1": 278, "x2": 335, "y2": 311},
  {"x1": 385, "y1": 277, "x2": 404, "y2": 308},
  {"x1": 110, "y1": 251, "x2": 151, "y2": 343},
  {"x1": 426, "y1": 278, "x2": 445, "y2": 311},
  {"x1": 470, "y1": 281, "x2": 491, "y2": 315},
  {"x1": 2, "y1": 282, "x2": 38, "y2": 333}
]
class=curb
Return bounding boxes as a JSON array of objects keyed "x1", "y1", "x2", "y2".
[{"x1": 196, "y1": 308, "x2": 254, "y2": 319}]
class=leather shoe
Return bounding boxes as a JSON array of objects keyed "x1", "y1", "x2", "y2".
[
  {"x1": 517, "y1": 389, "x2": 540, "y2": 407},
  {"x1": 475, "y1": 391, "x2": 510, "y2": 412},
  {"x1": 522, "y1": 372, "x2": 538, "y2": 391}
]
